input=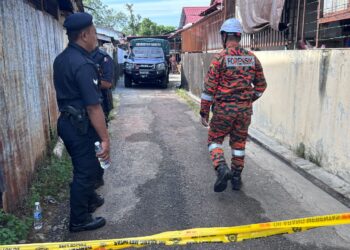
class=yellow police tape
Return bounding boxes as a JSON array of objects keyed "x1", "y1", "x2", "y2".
[{"x1": 1, "y1": 213, "x2": 350, "y2": 250}]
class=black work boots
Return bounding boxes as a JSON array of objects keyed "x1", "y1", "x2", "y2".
[
  {"x1": 214, "y1": 165, "x2": 243, "y2": 192},
  {"x1": 231, "y1": 169, "x2": 242, "y2": 191},
  {"x1": 214, "y1": 164, "x2": 232, "y2": 192},
  {"x1": 69, "y1": 216, "x2": 106, "y2": 232}
]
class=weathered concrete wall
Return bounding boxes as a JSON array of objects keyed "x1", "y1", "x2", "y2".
[
  {"x1": 181, "y1": 53, "x2": 214, "y2": 96},
  {"x1": 182, "y1": 49, "x2": 350, "y2": 182},
  {"x1": 0, "y1": 0, "x2": 63, "y2": 211}
]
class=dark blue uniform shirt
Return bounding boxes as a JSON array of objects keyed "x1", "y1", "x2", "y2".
[
  {"x1": 91, "y1": 48, "x2": 114, "y2": 83},
  {"x1": 53, "y1": 43, "x2": 101, "y2": 110},
  {"x1": 91, "y1": 48, "x2": 114, "y2": 113}
]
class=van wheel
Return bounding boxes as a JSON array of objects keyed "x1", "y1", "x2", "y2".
[
  {"x1": 160, "y1": 77, "x2": 167, "y2": 89},
  {"x1": 124, "y1": 75, "x2": 132, "y2": 88}
]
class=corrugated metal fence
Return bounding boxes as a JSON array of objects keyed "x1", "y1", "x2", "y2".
[
  {"x1": 181, "y1": 2, "x2": 291, "y2": 52},
  {"x1": 0, "y1": 0, "x2": 63, "y2": 211},
  {"x1": 182, "y1": 10, "x2": 224, "y2": 52}
]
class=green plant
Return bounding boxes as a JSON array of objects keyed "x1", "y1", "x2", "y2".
[
  {"x1": 0, "y1": 137, "x2": 73, "y2": 244},
  {"x1": 176, "y1": 89, "x2": 200, "y2": 114},
  {"x1": 26, "y1": 151, "x2": 72, "y2": 209},
  {"x1": 296, "y1": 142, "x2": 306, "y2": 159},
  {"x1": 295, "y1": 142, "x2": 322, "y2": 167},
  {"x1": 308, "y1": 152, "x2": 322, "y2": 167},
  {"x1": 0, "y1": 210, "x2": 31, "y2": 244}
]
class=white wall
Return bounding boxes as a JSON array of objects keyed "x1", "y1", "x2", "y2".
[{"x1": 252, "y1": 49, "x2": 350, "y2": 181}]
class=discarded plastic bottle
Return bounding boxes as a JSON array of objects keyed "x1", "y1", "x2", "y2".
[
  {"x1": 33, "y1": 202, "x2": 43, "y2": 230},
  {"x1": 94, "y1": 141, "x2": 110, "y2": 169}
]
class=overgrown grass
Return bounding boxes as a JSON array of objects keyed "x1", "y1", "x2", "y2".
[
  {"x1": 296, "y1": 142, "x2": 306, "y2": 159},
  {"x1": 176, "y1": 89, "x2": 200, "y2": 114},
  {"x1": 0, "y1": 141, "x2": 72, "y2": 244},
  {"x1": 308, "y1": 152, "x2": 322, "y2": 167},
  {"x1": 26, "y1": 150, "x2": 72, "y2": 208}
]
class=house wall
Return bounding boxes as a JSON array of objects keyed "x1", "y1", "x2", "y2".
[
  {"x1": 181, "y1": 10, "x2": 224, "y2": 52},
  {"x1": 0, "y1": 0, "x2": 64, "y2": 211},
  {"x1": 181, "y1": 49, "x2": 350, "y2": 182}
]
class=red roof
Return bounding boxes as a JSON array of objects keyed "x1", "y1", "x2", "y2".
[
  {"x1": 179, "y1": 7, "x2": 208, "y2": 27},
  {"x1": 186, "y1": 15, "x2": 203, "y2": 24},
  {"x1": 183, "y1": 7, "x2": 208, "y2": 17},
  {"x1": 200, "y1": 0, "x2": 223, "y2": 16}
]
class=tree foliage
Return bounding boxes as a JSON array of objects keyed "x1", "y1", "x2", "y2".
[
  {"x1": 123, "y1": 4, "x2": 142, "y2": 35},
  {"x1": 156, "y1": 24, "x2": 177, "y2": 35},
  {"x1": 139, "y1": 18, "x2": 176, "y2": 36},
  {"x1": 138, "y1": 18, "x2": 157, "y2": 36},
  {"x1": 83, "y1": 0, "x2": 127, "y2": 31},
  {"x1": 83, "y1": 0, "x2": 176, "y2": 36}
]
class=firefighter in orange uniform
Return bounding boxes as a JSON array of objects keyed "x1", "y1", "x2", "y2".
[{"x1": 200, "y1": 18, "x2": 267, "y2": 192}]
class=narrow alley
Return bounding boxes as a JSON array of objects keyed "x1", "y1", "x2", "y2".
[
  {"x1": 66, "y1": 75, "x2": 350, "y2": 249},
  {"x1": 1, "y1": 0, "x2": 350, "y2": 249}
]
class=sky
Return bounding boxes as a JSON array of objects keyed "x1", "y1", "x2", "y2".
[{"x1": 101, "y1": 0, "x2": 211, "y2": 28}]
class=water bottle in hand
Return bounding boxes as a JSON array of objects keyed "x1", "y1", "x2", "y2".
[
  {"x1": 95, "y1": 141, "x2": 110, "y2": 169},
  {"x1": 33, "y1": 202, "x2": 43, "y2": 230}
]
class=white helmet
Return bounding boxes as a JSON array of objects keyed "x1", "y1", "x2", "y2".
[{"x1": 220, "y1": 18, "x2": 243, "y2": 34}]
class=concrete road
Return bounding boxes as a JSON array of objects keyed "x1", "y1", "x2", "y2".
[{"x1": 66, "y1": 75, "x2": 350, "y2": 249}]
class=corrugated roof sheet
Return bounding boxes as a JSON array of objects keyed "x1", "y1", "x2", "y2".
[
  {"x1": 96, "y1": 26, "x2": 123, "y2": 41},
  {"x1": 183, "y1": 7, "x2": 208, "y2": 17},
  {"x1": 186, "y1": 15, "x2": 204, "y2": 24},
  {"x1": 180, "y1": 6, "x2": 208, "y2": 27}
]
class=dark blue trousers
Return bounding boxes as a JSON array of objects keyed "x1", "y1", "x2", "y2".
[{"x1": 57, "y1": 116, "x2": 100, "y2": 224}]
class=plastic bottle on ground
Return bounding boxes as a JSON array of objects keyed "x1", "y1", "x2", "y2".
[{"x1": 33, "y1": 201, "x2": 43, "y2": 230}]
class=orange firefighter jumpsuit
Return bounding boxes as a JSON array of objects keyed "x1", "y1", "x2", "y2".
[{"x1": 200, "y1": 46, "x2": 267, "y2": 172}]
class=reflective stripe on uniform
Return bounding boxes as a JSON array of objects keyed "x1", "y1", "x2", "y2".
[
  {"x1": 201, "y1": 93, "x2": 213, "y2": 101},
  {"x1": 209, "y1": 143, "x2": 223, "y2": 152},
  {"x1": 254, "y1": 91, "x2": 263, "y2": 97},
  {"x1": 232, "y1": 149, "x2": 245, "y2": 157}
]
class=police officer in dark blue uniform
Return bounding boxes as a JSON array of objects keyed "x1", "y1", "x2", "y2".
[
  {"x1": 91, "y1": 48, "x2": 114, "y2": 125},
  {"x1": 90, "y1": 47, "x2": 114, "y2": 189},
  {"x1": 53, "y1": 12, "x2": 110, "y2": 232}
]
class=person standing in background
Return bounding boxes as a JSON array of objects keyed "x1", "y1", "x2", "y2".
[{"x1": 91, "y1": 46, "x2": 114, "y2": 189}]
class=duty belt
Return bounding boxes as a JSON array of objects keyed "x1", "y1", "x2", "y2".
[{"x1": 60, "y1": 106, "x2": 89, "y2": 135}]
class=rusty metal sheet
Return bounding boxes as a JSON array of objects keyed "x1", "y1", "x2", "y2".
[
  {"x1": 0, "y1": 0, "x2": 63, "y2": 212},
  {"x1": 182, "y1": 10, "x2": 224, "y2": 52},
  {"x1": 181, "y1": 0, "x2": 295, "y2": 51}
]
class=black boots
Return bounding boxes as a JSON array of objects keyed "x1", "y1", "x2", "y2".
[
  {"x1": 214, "y1": 164, "x2": 232, "y2": 192},
  {"x1": 231, "y1": 169, "x2": 242, "y2": 191},
  {"x1": 214, "y1": 165, "x2": 243, "y2": 192},
  {"x1": 69, "y1": 216, "x2": 106, "y2": 232},
  {"x1": 70, "y1": 195, "x2": 105, "y2": 232}
]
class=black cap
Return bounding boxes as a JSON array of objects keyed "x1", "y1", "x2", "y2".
[{"x1": 63, "y1": 12, "x2": 93, "y2": 32}]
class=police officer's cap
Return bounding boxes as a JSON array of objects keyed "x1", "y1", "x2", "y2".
[{"x1": 64, "y1": 12, "x2": 93, "y2": 32}]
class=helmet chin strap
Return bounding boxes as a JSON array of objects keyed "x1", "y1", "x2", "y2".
[{"x1": 221, "y1": 33, "x2": 228, "y2": 49}]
